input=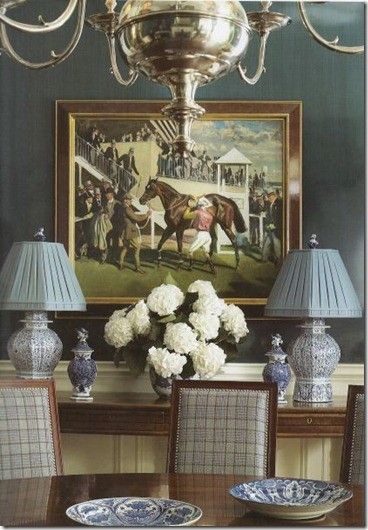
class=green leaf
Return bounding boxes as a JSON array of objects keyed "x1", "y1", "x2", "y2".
[
  {"x1": 121, "y1": 345, "x2": 148, "y2": 376},
  {"x1": 157, "y1": 314, "x2": 177, "y2": 323},
  {"x1": 221, "y1": 341, "x2": 239, "y2": 360},
  {"x1": 180, "y1": 356, "x2": 196, "y2": 378},
  {"x1": 215, "y1": 328, "x2": 231, "y2": 344},
  {"x1": 180, "y1": 291, "x2": 199, "y2": 316},
  {"x1": 173, "y1": 312, "x2": 187, "y2": 324}
]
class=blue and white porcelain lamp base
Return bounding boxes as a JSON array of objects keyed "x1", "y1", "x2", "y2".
[
  {"x1": 287, "y1": 319, "x2": 341, "y2": 403},
  {"x1": 265, "y1": 236, "x2": 361, "y2": 404},
  {"x1": 7, "y1": 311, "x2": 63, "y2": 379}
]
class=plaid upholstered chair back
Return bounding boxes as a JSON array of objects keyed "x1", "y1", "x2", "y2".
[
  {"x1": 168, "y1": 381, "x2": 278, "y2": 477},
  {"x1": 340, "y1": 385, "x2": 364, "y2": 485},
  {"x1": 0, "y1": 380, "x2": 63, "y2": 480}
]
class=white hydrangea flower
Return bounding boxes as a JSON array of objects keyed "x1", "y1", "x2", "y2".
[
  {"x1": 164, "y1": 322, "x2": 198, "y2": 354},
  {"x1": 189, "y1": 312, "x2": 220, "y2": 341},
  {"x1": 146, "y1": 284, "x2": 184, "y2": 316},
  {"x1": 104, "y1": 317, "x2": 133, "y2": 349},
  {"x1": 190, "y1": 342, "x2": 226, "y2": 379},
  {"x1": 126, "y1": 300, "x2": 151, "y2": 336},
  {"x1": 220, "y1": 304, "x2": 249, "y2": 343},
  {"x1": 187, "y1": 280, "x2": 216, "y2": 298},
  {"x1": 193, "y1": 294, "x2": 226, "y2": 316},
  {"x1": 147, "y1": 346, "x2": 187, "y2": 378},
  {"x1": 109, "y1": 308, "x2": 129, "y2": 321}
]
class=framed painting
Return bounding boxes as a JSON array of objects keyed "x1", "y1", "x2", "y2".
[{"x1": 55, "y1": 100, "x2": 301, "y2": 310}]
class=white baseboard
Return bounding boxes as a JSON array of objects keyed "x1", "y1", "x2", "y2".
[{"x1": 0, "y1": 359, "x2": 363, "y2": 396}]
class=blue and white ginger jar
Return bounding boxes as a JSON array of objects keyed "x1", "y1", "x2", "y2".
[
  {"x1": 67, "y1": 328, "x2": 97, "y2": 401},
  {"x1": 262, "y1": 334, "x2": 291, "y2": 403}
]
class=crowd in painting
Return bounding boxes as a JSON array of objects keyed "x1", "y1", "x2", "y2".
[
  {"x1": 75, "y1": 124, "x2": 283, "y2": 270},
  {"x1": 75, "y1": 179, "x2": 151, "y2": 274},
  {"x1": 80, "y1": 124, "x2": 267, "y2": 185}
]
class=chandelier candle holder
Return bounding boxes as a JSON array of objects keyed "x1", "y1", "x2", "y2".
[
  {"x1": 0, "y1": 228, "x2": 86, "y2": 379},
  {"x1": 0, "y1": 1, "x2": 363, "y2": 155},
  {"x1": 264, "y1": 235, "x2": 362, "y2": 403}
]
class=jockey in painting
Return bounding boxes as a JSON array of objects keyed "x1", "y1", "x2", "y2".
[{"x1": 183, "y1": 196, "x2": 216, "y2": 273}]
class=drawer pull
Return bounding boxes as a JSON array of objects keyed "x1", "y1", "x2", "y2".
[{"x1": 306, "y1": 417, "x2": 313, "y2": 425}]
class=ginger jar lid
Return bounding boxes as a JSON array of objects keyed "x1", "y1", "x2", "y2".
[{"x1": 72, "y1": 328, "x2": 94, "y2": 355}]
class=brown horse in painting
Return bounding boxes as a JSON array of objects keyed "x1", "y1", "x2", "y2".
[{"x1": 139, "y1": 178, "x2": 246, "y2": 268}]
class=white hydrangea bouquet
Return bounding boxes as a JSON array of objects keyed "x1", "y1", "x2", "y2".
[{"x1": 104, "y1": 279, "x2": 249, "y2": 380}]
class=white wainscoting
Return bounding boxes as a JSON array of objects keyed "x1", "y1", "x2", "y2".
[{"x1": 0, "y1": 361, "x2": 363, "y2": 480}]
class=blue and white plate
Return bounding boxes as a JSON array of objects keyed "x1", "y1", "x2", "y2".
[
  {"x1": 66, "y1": 497, "x2": 202, "y2": 527},
  {"x1": 229, "y1": 478, "x2": 353, "y2": 520}
]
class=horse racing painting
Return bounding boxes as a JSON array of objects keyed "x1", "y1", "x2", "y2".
[{"x1": 56, "y1": 101, "x2": 301, "y2": 306}]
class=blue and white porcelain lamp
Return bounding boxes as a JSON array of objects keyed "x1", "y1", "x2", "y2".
[
  {"x1": 0, "y1": 228, "x2": 86, "y2": 379},
  {"x1": 265, "y1": 235, "x2": 362, "y2": 403}
]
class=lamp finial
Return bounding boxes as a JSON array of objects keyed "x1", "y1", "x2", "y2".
[
  {"x1": 33, "y1": 227, "x2": 46, "y2": 242},
  {"x1": 308, "y1": 234, "x2": 319, "y2": 249}
]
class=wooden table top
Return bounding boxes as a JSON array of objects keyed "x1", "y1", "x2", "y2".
[
  {"x1": 57, "y1": 392, "x2": 348, "y2": 437},
  {"x1": 57, "y1": 392, "x2": 349, "y2": 411},
  {"x1": 0, "y1": 473, "x2": 363, "y2": 527}
]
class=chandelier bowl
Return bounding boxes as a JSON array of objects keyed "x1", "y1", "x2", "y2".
[
  {"x1": 117, "y1": 0, "x2": 251, "y2": 86},
  {"x1": 116, "y1": 0, "x2": 252, "y2": 153}
]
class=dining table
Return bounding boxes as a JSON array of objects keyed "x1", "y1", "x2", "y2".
[{"x1": 0, "y1": 473, "x2": 364, "y2": 527}]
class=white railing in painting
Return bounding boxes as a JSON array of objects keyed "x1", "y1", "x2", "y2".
[{"x1": 75, "y1": 135, "x2": 136, "y2": 194}]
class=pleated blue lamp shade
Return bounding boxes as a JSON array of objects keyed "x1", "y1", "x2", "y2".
[
  {"x1": 0, "y1": 242, "x2": 86, "y2": 311},
  {"x1": 265, "y1": 249, "x2": 362, "y2": 318}
]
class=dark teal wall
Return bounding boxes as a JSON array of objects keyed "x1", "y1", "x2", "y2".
[{"x1": 0, "y1": 2, "x2": 364, "y2": 361}]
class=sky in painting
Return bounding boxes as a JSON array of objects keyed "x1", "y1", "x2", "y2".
[{"x1": 191, "y1": 119, "x2": 283, "y2": 181}]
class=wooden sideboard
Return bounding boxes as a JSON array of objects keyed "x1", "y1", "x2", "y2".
[{"x1": 57, "y1": 392, "x2": 347, "y2": 438}]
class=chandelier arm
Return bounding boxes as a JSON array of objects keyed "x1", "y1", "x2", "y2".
[
  {"x1": 0, "y1": 0, "x2": 81, "y2": 34},
  {"x1": 237, "y1": 31, "x2": 269, "y2": 86},
  {"x1": 0, "y1": 0, "x2": 86, "y2": 69},
  {"x1": 106, "y1": 34, "x2": 138, "y2": 87},
  {"x1": 298, "y1": 0, "x2": 364, "y2": 55}
]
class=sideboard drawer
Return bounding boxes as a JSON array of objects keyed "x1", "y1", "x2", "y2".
[
  {"x1": 277, "y1": 413, "x2": 345, "y2": 437},
  {"x1": 59, "y1": 406, "x2": 169, "y2": 436}
]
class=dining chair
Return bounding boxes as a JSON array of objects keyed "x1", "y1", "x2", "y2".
[
  {"x1": 339, "y1": 385, "x2": 364, "y2": 485},
  {"x1": 168, "y1": 380, "x2": 278, "y2": 477},
  {"x1": 0, "y1": 379, "x2": 63, "y2": 479}
]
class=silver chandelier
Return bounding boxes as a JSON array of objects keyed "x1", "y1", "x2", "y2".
[{"x1": 0, "y1": 0, "x2": 364, "y2": 154}]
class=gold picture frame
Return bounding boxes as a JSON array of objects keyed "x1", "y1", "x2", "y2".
[{"x1": 55, "y1": 100, "x2": 302, "y2": 313}]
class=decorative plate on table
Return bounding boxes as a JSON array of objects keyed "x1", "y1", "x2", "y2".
[
  {"x1": 229, "y1": 478, "x2": 352, "y2": 520},
  {"x1": 66, "y1": 497, "x2": 202, "y2": 527}
]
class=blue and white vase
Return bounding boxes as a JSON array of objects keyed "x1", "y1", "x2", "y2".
[
  {"x1": 262, "y1": 334, "x2": 291, "y2": 404},
  {"x1": 67, "y1": 328, "x2": 97, "y2": 402},
  {"x1": 149, "y1": 367, "x2": 173, "y2": 398},
  {"x1": 149, "y1": 367, "x2": 200, "y2": 399}
]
